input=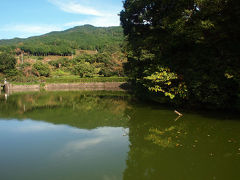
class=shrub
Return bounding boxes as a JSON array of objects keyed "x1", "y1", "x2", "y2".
[
  {"x1": 37, "y1": 56, "x2": 44, "y2": 60},
  {"x1": 19, "y1": 62, "x2": 31, "y2": 69},
  {"x1": 33, "y1": 62, "x2": 50, "y2": 77},
  {"x1": 0, "y1": 52, "x2": 16, "y2": 73},
  {"x1": 4, "y1": 69, "x2": 20, "y2": 77},
  {"x1": 99, "y1": 66, "x2": 114, "y2": 77},
  {"x1": 74, "y1": 61, "x2": 96, "y2": 77}
]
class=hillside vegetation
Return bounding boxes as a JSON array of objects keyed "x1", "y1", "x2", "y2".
[
  {"x1": 0, "y1": 25, "x2": 126, "y2": 83},
  {"x1": 0, "y1": 25, "x2": 124, "y2": 55}
]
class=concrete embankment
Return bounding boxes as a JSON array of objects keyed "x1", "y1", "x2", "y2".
[
  {"x1": 4, "y1": 82, "x2": 128, "y2": 93},
  {"x1": 45, "y1": 82, "x2": 126, "y2": 91},
  {"x1": 4, "y1": 84, "x2": 40, "y2": 93}
]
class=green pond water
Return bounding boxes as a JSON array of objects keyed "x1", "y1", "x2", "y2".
[{"x1": 0, "y1": 91, "x2": 240, "y2": 180}]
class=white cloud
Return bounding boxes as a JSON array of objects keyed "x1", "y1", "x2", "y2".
[
  {"x1": 64, "y1": 14, "x2": 120, "y2": 27},
  {"x1": 0, "y1": 24, "x2": 62, "y2": 38},
  {"x1": 0, "y1": 14, "x2": 120, "y2": 39},
  {"x1": 49, "y1": 0, "x2": 103, "y2": 16}
]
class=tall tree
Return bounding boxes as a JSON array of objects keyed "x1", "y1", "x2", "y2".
[{"x1": 120, "y1": 0, "x2": 240, "y2": 108}]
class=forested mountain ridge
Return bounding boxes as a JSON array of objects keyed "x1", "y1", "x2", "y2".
[{"x1": 0, "y1": 25, "x2": 124, "y2": 55}]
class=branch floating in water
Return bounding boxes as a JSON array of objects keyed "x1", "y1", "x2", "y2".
[{"x1": 174, "y1": 110, "x2": 183, "y2": 116}]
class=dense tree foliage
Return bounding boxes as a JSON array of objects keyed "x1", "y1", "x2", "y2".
[
  {"x1": 19, "y1": 40, "x2": 74, "y2": 56},
  {"x1": 120, "y1": 0, "x2": 240, "y2": 108},
  {"x1": 0, "y1": 52, "x2": 16, "y2": 73},
  {"x1": 33, "y1": 62, "x2": 50, "y2": 77},
  {"x1": 73, "y1": 60, "x2": 97, "y2": 78}
]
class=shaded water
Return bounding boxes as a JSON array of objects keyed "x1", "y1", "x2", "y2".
[{"x1": 0, "y1": 91, "x2": 240, "y2": 180}]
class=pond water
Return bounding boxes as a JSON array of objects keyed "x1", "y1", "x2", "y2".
[{"x1": 0, "y1": 91, "x2": 240, "y2": 180}]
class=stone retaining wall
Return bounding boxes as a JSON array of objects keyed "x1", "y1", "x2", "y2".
[
  {"x1": 4, "y1": 82, "x2": 127, "y2": 93},
  {"x1": 4, "y1": 84, "x2": 40, "y2": 93}
]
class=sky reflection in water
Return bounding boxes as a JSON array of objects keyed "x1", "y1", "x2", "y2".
[{"x1": 0, "y1": 119, "x2": 129, "y2": 180}]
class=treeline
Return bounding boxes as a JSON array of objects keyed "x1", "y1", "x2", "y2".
[
  {"x1": 120, "y1": 0, "x2": 240, "y2": 109},
  {"x1": 0, "y1": 45, "x2": 16, "y2": 54},
  {"x1": 19, "y1": 40, "x2": 75, "y2": 56}
]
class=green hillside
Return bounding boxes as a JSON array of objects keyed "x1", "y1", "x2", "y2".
[{"x1": 0, "y1": 25, "x2": 124, "y2": 55}]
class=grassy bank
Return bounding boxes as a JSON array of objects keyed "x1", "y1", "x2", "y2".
[
  {"x1": 9, "y1": 76, "x2": 128, "y2": 85},
  {"x1": 46, "y1": 76, "x2": 128, "y2": 83}
]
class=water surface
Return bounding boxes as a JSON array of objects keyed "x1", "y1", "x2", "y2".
[{"x1": 0, "y1": 91, "x2": 239, "y2": 180}]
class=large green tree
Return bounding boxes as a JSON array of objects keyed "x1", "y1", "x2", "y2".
[
  {"x1": 73, "y1": 60, "x2": 97, "y2": 78},
  {"x1": 120, "y1": 0, "x2": 240, "y2": 108}
]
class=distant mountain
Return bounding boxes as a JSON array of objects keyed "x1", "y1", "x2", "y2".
[{"x1": 0, "y1": 25, "x2": 124, "y2": 55}]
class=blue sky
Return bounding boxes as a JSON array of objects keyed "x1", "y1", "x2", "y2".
[{"x1": 0, "y1": 0, "x2": 123, "y2": 39}]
